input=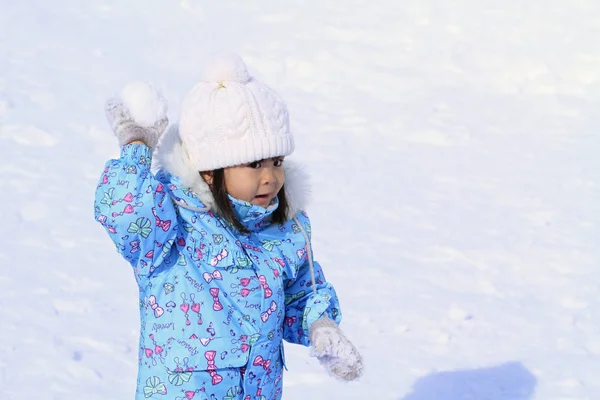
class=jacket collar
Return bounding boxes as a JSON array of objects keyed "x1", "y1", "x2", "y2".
[{"x1": 154, "y1": 123, "x2": 310, "y2": 220}]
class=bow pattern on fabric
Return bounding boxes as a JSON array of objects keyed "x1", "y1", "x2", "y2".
[
  {"x1": 260, "y1": 239, "x2": 281, "y2": 251},
  {"x1": 284, "y1": 290, "x2": 306, "y2": 305},
  {"x1": 209, "y1": 288, "x2": 223, "y2": 311},
  {"x1": 152, "y1": 207, "x2": 172, "y2": 232},
  {"x1": 148, "y1": 295, "x2": 164, "y2": 318},
  {"x1": 205, "y1": 350, "x2": 223, "y2": 385},
  {"x1": 127, "y1": 217, "x2": 152, "y2": 238},
  {"x1": 258, "y1": 275, "x2": 273, "y2": 298},
  {"x1": 252, "y1": 355, "x2": 271, "y2": 370},
  {"x1": 143, "y1": 376, "x2": 167, "y2": 398},
  {"x1": 260, "y1": 301, "x2": 277, "y2": 323},
  {"x1": 203, "y1": 270, "x2": 223, "y2": 283},
  {"x1": 211, "y1": 249, "x2": 228, "y2": 266}
]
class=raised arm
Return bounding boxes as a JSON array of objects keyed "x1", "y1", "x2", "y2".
[{"x1": 94, "y1": 83, "x2": 177, "y2": 281}]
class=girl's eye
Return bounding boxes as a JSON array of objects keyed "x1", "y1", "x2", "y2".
[
  {"x1": 249, "y1": 161, "x2": 261, "y2": 169},
  {"x1": 274, "y1": 158, "x2": 284, "y2": 167}
]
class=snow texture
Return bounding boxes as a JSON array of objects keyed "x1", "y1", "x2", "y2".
[
  {"x1": 1, "y1": 0, "x2": 599, "y2": 399},
  {"x1": 120, "y1": 82, "x2": 167, "y2": 127}
]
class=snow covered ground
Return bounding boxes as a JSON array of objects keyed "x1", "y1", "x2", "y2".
[{"x1": 1, "y1": 0, "x2": 599, "y2": 399}]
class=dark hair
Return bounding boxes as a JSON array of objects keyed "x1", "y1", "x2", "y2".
[{"x1": 205, "y1": 169, "x2": 289, "y2": 234}]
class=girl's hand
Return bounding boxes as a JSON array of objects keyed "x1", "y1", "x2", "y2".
[
  {"x1": 104, "y1": 82, "x2": 169, "y2": 148},
  {"x1": 309, "y1": 317, "x2": 364, "y2": 381}
]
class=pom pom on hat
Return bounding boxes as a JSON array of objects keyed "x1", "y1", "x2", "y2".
[{"x1": 200, "y1": 53, "x2": 251, "y2": 84}]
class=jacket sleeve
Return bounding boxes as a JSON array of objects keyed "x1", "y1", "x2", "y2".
[
  {"x1": 94, "y1": 144, "x2": 178, "y2": 281},
  {"x1": 282, "y1": 212, "x2": 342, "y2": 346}
]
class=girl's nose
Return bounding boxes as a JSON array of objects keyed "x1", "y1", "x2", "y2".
[{"x1": 262, "y1": 166, "x2": 275, "y2": 185}]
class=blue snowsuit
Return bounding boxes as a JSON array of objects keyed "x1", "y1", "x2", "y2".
[{"x1": 94, "y1": 144, "x2": 341, "y2": 400}]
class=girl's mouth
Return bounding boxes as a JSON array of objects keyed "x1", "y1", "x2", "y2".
[{"x1": 254, "y1": 194, "x2": 271, "y2": 203}]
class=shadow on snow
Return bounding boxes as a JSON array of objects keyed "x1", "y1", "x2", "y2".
[{"x1": 399, "y1": 361, "x2": 536, "y2": 400}]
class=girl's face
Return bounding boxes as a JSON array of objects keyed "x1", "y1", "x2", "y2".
[{"x1": 222, "y1": 157, "x2": 285, "y2": 208}]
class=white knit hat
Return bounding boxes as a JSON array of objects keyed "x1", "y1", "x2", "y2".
[{"x1": 179, "y1": 54, "x2": 294, "y2": 171}]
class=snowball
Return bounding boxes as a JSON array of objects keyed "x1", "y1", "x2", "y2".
[
  {"x1": 120, "y1": 82, "x2": 168, "y2": 127},
  {"x1": 200, "y1": 53, "x2": 251, "y2": 84}
]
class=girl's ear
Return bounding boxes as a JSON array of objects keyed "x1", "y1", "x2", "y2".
[{"x1": 200, "y1": 171, "x2": 213, "y2": 185}]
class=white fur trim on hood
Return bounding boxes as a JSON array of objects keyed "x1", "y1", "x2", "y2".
[{"x1": 154, "y1": 123, "x2": 310, "y2": 218}]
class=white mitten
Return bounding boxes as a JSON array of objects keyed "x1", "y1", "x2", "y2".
[
  {"x1": 309, "y1": 317, "x2": 363, "y2": 381},
  {"x1": 105, "y1": 82, "x2": 169, "y2": 148}
]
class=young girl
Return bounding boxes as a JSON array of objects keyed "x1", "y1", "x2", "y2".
[{"x1": 95, "y1": 54, "x2": 362, "y2": 400}]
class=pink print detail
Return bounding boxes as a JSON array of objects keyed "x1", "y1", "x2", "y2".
[
  {"x1": 239, "y1": 278, "x2": 252, "y2": 297},
  {"x1": 111, "y1": 203, "x2": 134, "y2": 217},
  {"x1": 272, "y1": 257, "x2": 285, "y2": 267},
  {"x1": 180, "y1": 302, "x2": 189, "y2": 314},
  {"x1": 297, "y1": 247, "x2": 307, "y2": 260},
  {"x1": 205, "y1": 351, "x2": 223, "y2": 385},
  {"x1": 240, "y1": 278, "x2": 251, "y2": 287},
  {"x1": 123, "y1": 192, "x2": 134, "y2": 202},
  {"x1": 152, "y1": 207, "x2": 171, "y2": 232},
  {"x1": 190, "y1": 293, "x2": 202, "y2": 325},
  {"x1": 180, "y1": 293, "x2": 191, "y2": 325},
  {"x1": 145, "y1": 348, "x2": 153, "y2": 358},
  {"x1": 180, "y1": 298, "x2": 189, "y2": 314},
  {"x1": 148, "y1": 295, "x2": 164, "y2": 318},
  {"x1": 202, "y1": 270, "x2": 223, "y2": 283},
  {"x1": 96, "y1": 214, "x2": 118, "y2": 234},
  {"x1": 209, "y1": 288, "x2": 223, "y2": 311},
  {"x1": 242, "y1": 242, "x2": 262, "y2": 252},
  {"x1": 260, "y1": 301, "x2": 277, "y2": 323},
  {"x1": 258, "y1": 276, "x2": 272, "y2": 298},
  {"x1": 210, "y1": 249, "x2": 228, "y2": 266},
  {"x1": 130, "y1": 240, "x2": 140, "y2": 253},
  {"x1": 195, "y1": 246, "x2": 205, "y2": 260},
  {"x1": 252, "y1": 355, "x2": 271, "y2": 370}
]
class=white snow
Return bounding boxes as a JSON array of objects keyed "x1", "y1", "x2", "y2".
[
  {"x1": 1, "y1": 1, "x2": 599, "y2": 399},
  {"x1": 120, "y1": 82, "x2": 167, "y2": 127}
]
